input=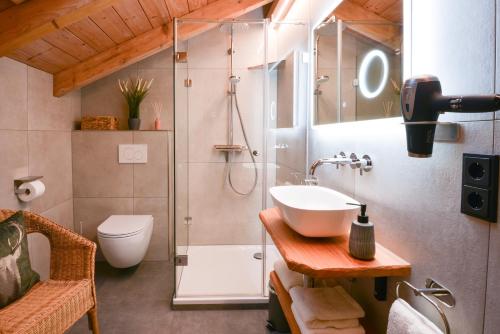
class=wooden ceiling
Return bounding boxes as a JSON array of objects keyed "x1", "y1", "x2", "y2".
[
  {"x1": 0, "y1": 0, "x2": 273, "y2": 96},
  {"x1": 0, "y1": 0, "x2": 399, "y2": 97},
  {"x1": 349, "y1": 0, "x2": 401, "y2": 23},
  {"x1": 332, "y1": 0, "x2": 402, "y2": 50}
]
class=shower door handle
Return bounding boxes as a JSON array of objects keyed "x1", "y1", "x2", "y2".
[{"x1": 252, "y1": 150, "x2": 259, "y2": 156}]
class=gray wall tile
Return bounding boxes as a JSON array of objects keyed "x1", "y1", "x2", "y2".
[
  {"x1": 72, "y1": 131, "x2": 170, "y2": 261},
  {"x1": 72, "y1": 131, "x2": 133, "y2": 197},
  {"x1": 81, "y1": 68, "x2": 137, "y2": 131},
  {"x1": 137, "y1": 69, "x2": 173, "y2": 131},
  {"x1": 484, "y1": 120, "x2": 500, "y2": 334},
  {"x1": 74, "y1": 197, "x2": 134, "y2": 242},
  {"x1": 0, "y1": 130, "x2": 29, "y2": 210},
  {"x1": 1, "y1": 58, "x2": 81, "y2": 282},
  {"x1": 0, "y1": 58, "x2": 27, "y2": 130},
  {"x1": 133, "y1": 131, "x2": 169, "y2": 197},
  {"x1": 134, "y1": 198, "x2": 169, "y2": 261},
  {"x1": 27, "y1": 68, "x2": 80, "y2": 131},
  {"x1": 29, "y1": 131, "x2": 73, "y2": 213}
]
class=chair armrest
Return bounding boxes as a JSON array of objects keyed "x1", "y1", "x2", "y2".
[{"x1": 23, "y1": 211, "x2": 96, "y2": 281}]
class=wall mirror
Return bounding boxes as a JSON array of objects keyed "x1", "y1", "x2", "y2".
[
  {"x1": 270, "y1": 50, "x2": 298, "y2": 129},
  {"x1": 313, "y1": 0, "x2": 402, "y2": 125}
]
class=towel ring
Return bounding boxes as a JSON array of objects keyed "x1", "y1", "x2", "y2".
[{"x1": 396, "y1": 279, "x2": 455, "y2": 334}]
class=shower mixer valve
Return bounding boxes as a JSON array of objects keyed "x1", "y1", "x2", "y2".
[{"x1": 349, "y1": 153, "x2": 373, "y2": 175}]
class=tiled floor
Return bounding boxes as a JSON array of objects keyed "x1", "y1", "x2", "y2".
[{"x1": 68, "y1": 261, "x2": 271, "y2": 334}]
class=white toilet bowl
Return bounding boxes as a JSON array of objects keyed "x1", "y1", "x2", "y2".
[{"x1": 97, "y1": 215, "x2": 154, "y2": 268}]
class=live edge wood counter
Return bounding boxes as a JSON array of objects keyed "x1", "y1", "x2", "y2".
[{"x1": 260, "y1": 208, "x2": 411, "y2": 279}]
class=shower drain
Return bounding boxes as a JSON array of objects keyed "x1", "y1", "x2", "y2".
[{"x1": 253, "y1": 252, "x2": 263, "y2": 260}]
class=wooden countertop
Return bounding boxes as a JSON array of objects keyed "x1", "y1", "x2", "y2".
[{"x1": 260, "y1": 208, "x2": 411, "y2": 278}]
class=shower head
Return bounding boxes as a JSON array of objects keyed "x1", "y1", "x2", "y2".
[
  {"x1": 401, "y1": 75, "x2": 500, "y2": 157},
  {"x1": 229, "y1": 75, "x2": 241, "y2": 84},
  {"x1": 316, "y1": 75, "x2": 330, "y2": 84}
]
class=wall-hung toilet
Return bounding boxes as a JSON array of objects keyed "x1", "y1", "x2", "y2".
[{"x1": 97, "y1": 215, "x2": 154, "y2": 268}]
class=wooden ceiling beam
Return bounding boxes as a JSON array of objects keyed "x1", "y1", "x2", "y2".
[
  {"x1": 0, "y1": 0, "x2": 122, "y2": 56},
  {"x1": 266, "y1": 0, "x2": 294, "y2": 21},
  {"x1": 53, "y1": 0, "x2": 273, "y2": 97},
  {"x1": 333, "y1": 0, "x2": 401, "y2": 50}
]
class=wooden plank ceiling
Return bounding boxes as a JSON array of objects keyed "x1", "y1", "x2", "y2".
[
  {"x1": 0, "y1": 0, "x2": 272, "y2": 96},
  {"x1": 332, "y1": 0, "x2": 402, "y2": 50},
  {"x1": 349, "y1": 0, "x2": 401, "y2": 23}
]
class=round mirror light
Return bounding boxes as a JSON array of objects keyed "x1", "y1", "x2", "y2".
[{"x1": 358, "y1": 49, "x2": 389, "y2": 99}]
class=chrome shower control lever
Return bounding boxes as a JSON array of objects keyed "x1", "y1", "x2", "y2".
[{"x1": 350, "y1": 153, "x2": 373, "y2": 175}]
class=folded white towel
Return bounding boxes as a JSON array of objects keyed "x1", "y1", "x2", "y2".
[
  {"x1": 274, "y1": 260, "x2": 303, "y2": 291},
  {"x1": 315, "y1": 277, "x2": 339, "y2": 288},
  {"x1": 291, "y1": 303, "x2": 360, "y2": 330},
  {"x1": 290, "y1": 286, "x2": 365, "y2": 327},
  {"x1": 292, "y1": 303, "x2": 365, "y2": 334},
  {"x1": 387, "y1": 299, "x2": 443, "y2": 334}
]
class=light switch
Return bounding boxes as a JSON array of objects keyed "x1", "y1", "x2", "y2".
[{"x1": 119, "y1": 144, "x2": 148, "y2": 164}]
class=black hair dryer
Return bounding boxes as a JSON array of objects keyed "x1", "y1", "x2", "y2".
[{"x1": 401, "y1": 75, "x2": 500, "y2": 157}]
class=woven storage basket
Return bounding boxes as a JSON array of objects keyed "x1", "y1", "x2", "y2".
[{"x1": 81, "y1": 116, "x2": 119, "y2": 130}]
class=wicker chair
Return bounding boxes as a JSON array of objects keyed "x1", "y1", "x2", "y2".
[{"x1": 0, "y1": 210, "x2": 99, "y2": 334}]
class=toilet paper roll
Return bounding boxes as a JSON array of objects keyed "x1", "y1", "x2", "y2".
[{"x1": 17, "y1": 180, "x2": 45, "y2": 202}]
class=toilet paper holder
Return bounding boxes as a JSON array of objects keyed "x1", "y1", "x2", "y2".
[{"x1": 14, "y1": 176, "x2": 43, "y2": 194}]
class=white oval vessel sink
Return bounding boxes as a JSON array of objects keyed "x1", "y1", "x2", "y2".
[{"x1": 269, "y1": 186, "x2": 360, "y2": 237}]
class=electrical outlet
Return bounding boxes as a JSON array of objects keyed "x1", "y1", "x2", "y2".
[{"x1": 461, "y1": 153, "x2": 499, "y2": 222}]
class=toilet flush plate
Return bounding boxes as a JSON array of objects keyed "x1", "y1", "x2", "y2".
[{"x1": 118, "y1": 144, "x2": 148, "y2": 164}]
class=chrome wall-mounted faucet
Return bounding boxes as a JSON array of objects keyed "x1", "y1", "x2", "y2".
[
  {"x1": 309, "y1": 152, "x2": 352, "y2": 175},
  {"x1": 309, "y1": 152, "x2": 373, "y2": 176}
]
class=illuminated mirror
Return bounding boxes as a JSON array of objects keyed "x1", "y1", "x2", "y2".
[{"x1": 313, "y1": 0, "x2": 402, "y2": 125}]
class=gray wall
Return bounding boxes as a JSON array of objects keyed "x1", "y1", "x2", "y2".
[
  {"x1": 308, "y1": 0, "x2": 500, "y2": 333},
  {"x1": 72, "y1": 130, "x2": 170, "y2": 261},
  {"x1": 0, "y1": 57, "x2": 80, "y2": 280},
  {"x1": 78, "y1": 43, "x2": 173, "y2": 260},
  {"x1": 270, "y1": 22, "x2": 309, "y2": 188},
  {"x1": 81, "y1": 49, "x2": 174, "y2": 131}
]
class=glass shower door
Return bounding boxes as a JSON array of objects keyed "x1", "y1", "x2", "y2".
[
  {"x1": 173, "y1": 28, "x2": 190, "y2": 295},
  {"x1": 173, "y1": 19, "x2": 269, "y2": 304}
]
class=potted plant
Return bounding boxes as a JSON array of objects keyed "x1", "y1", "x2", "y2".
[{"x1": 118, "y1": 77, "x2": 154, "y2": 130}]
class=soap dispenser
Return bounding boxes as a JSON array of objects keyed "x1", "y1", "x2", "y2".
[{"x1": 347, "y1": 203, "x2": 375, "y2": 260}]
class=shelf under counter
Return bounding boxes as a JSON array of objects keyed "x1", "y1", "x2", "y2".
[
  {"x1": 270, "y1": 271, "x2": 377, "y2": 334},
  {"x1": 260, "y1": 208, "x2": 411, "y2": 279}
]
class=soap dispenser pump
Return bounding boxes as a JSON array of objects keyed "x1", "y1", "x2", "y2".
[{"x1": 347, "y1": 203, "x2": 375, "y2": 260}]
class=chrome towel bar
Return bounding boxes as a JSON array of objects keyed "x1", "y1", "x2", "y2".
[{"x1": 396, "y1": 278, "x2": 455, "y2": 334}]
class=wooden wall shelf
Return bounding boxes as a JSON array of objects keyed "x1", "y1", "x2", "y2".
[{"x1": 260, "y1": 208, "x2": 411, "y2": 279}]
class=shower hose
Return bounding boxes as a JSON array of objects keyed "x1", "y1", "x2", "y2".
[{"x1": 227, "y1": 85, "x2": 258, "y2": 196}]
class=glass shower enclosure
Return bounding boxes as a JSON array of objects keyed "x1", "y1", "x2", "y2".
[{"x1": 172, "y1": 18, "x2": 278, "y2": 305}]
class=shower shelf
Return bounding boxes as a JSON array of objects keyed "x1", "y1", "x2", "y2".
[
  {"x1": 260, "y1": 207, "x2": 411, "y2": 278},
  {"x1": 213, "y1": 144, "x2": 247, "y2": 152}
]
